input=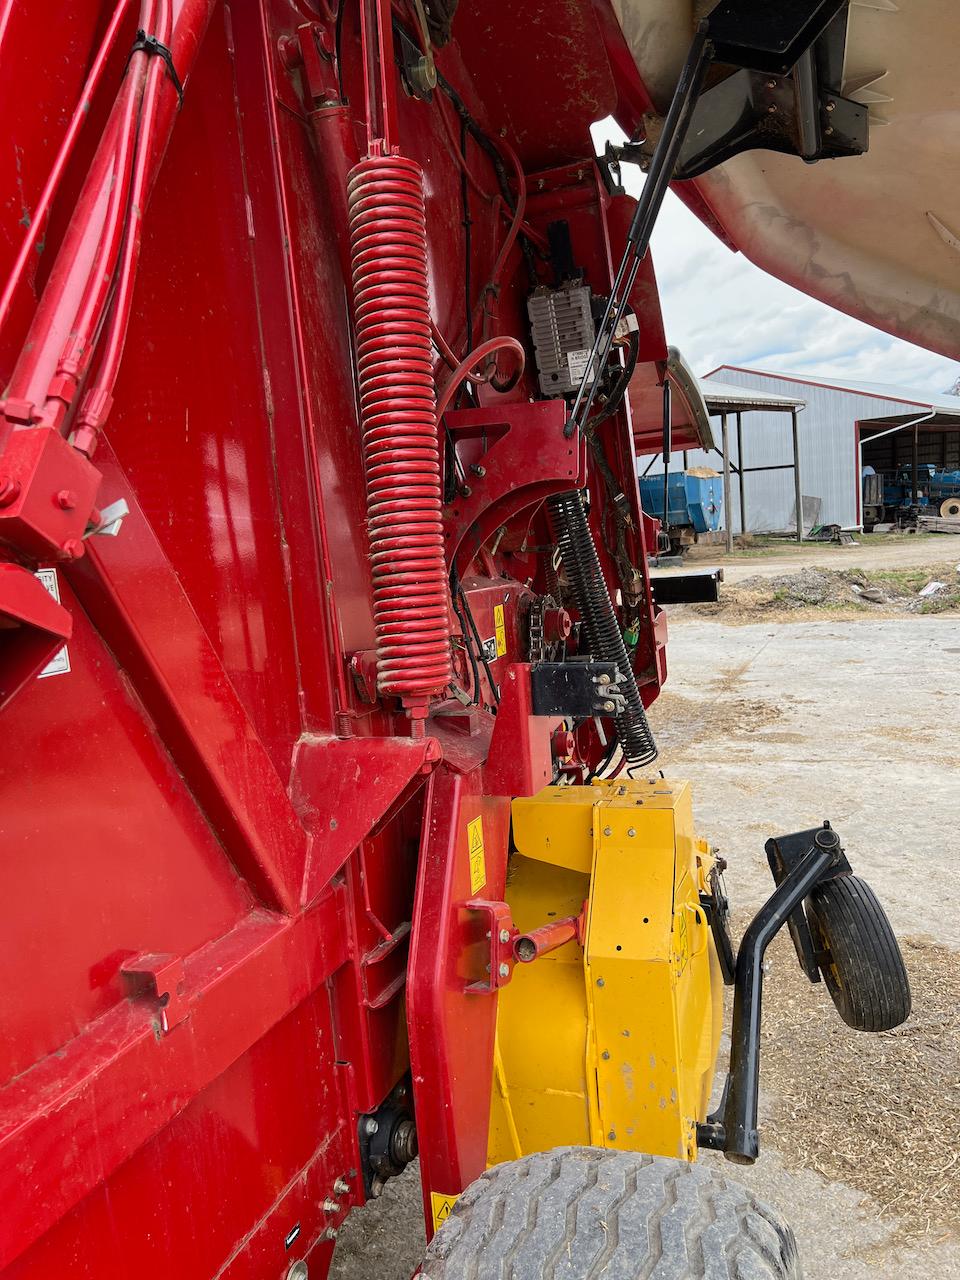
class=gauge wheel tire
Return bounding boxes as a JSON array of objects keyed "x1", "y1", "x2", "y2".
[
  {"x1": 417, "y1": 1147, "x2": 802, "y2": 1279},
  {"x1": 805, "y1": 874, "x2": 911, "y2": 1032}
]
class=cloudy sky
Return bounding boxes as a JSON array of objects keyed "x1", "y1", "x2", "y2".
[{"x1": 593, "y1": 122, "x2": 960, "y2": 396}]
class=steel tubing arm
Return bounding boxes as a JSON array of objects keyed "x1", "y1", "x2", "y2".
[
  {"x1": 702, "y1": 843, "x2": 835, "y2": 1163},
  {"x1": 566, "y1": 23, "x2": 712, "y2": 437}
]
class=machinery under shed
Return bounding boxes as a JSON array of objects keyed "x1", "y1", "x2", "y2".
[
  {"x1": 0, "y1": 2, "x2": 931, "y2": 1278},
  {"x1": 693, "y1": 366, "x2": 960, "y2": 534}
]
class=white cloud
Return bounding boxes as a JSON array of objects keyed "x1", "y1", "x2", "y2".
[{"x1": 592, "y1": 120, "x2": 960, "y2": 396}]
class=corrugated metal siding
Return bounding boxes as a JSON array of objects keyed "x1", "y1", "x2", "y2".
[{"x1": 641, "y1": 370, "x2": 937, "y2": 532}]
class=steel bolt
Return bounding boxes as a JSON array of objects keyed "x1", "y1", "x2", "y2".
[
  {"x1": 824, "y1": 125, "x2": 834, "y2": 135},
  {"x1": 607, "y1": 1129, "x2": 616, "y2": 1141},
  {"x1": 627, "y1": 827, "x2": 636, "y2": 838},
  {"x1": 0, "y1": 475, "x2": 20, "y2": 507},
  {"x1": 595, "y1": 672, "x2": 611, "y2": 685},
  {"x1": 826, "y1": 99, "x2": 836, "y2": 111},
  {"x1": 596, "y1": 977, "x2": 605, "y2": 988},
  {"x1": 470, "y1": 463, "x2": 486, "y2": 478},
  {"x1": 364, "y1": 1117, "x2": 379, "y2": 1137},
  {"x1": 498, "y1": 963, "x2": 510, "y2": 978},
  {"x1": 323, "y1": 1198, "x2": 340, "y2": 1214},
  {"x1": 333, "y1": 1177, "x2": 350, "y2": 1195},
  {"x1": 277, "y1": 34, "x2": 303, "y2": 69},
  {"x1": 767, "y1": 103, "x2": 777, "y2": 114},
  {"x1": 499, "y1": 929, "x2": 511, "y2": 944},
  {"x1": 603, "y1": 826, "x2": 612, "y2": 837},
  {"x1": 601, "y1": 1050, "x2": 610, "y2": 1061}
]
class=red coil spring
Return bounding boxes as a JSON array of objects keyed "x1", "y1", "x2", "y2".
[{"x1": 347, "y1": 155, "x2": 452, "y2": 712}]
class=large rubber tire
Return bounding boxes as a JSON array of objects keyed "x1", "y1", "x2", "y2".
[
  {"x1": 805, "y1": 874, "x2": 911, "y2": 1032},
  {"x1": 418, "y1": 1147, "x2": 802, "y2": 1279}
]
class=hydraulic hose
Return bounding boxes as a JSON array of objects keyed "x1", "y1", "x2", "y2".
[{"x1": 548, "y1": 490, "x2": 657, "y2": 768}]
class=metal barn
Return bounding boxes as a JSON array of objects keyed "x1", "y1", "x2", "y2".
[{"x1": 651, "y1": 366, "x2": 960, "y2": 534}]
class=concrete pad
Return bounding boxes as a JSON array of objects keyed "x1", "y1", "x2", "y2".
[{"x1": 649, "y1": 616, "x2": 960, "y2": 941}]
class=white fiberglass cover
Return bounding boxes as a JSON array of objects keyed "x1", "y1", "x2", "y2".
[{"x1": 614, "y1": 0, "x2": 960, "y2": 359}]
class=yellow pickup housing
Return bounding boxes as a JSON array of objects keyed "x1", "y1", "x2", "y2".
[{"x1": 488, "y1": 778, "x2": 723, "y2": 1166}]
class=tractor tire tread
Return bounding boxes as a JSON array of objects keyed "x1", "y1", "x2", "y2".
[{"x1": 418, "y1": 1147, "x2": 802, "y2": 1279}]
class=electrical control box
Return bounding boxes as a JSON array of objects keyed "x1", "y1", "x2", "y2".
[{"x1": 527, "y1": 283, "x2": 597, "y2": 397}]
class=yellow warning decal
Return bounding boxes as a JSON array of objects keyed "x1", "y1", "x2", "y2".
[
  {"x1": 431, "y1": 1191, "x2": 458, "y2": 1232},
  {"x1": 493, "y1": 604, "x2": 506, "y2": 656},
  {"x1": 467, "y1": 815, "x2": 486, "y2": 894}
]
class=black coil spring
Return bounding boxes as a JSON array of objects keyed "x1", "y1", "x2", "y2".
[{"x1": 549, "y1": 490, "x2": 658, "y2": 768}]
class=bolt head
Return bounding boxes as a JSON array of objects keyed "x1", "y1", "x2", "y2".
[
  {"x1": 627, "y1": 827, "x2": 636, "y2": 837},
  {"x1": 596, "y1": 977, "x2": 605, "y2": 988},
  {"x1": 603, "y1": 826, "x2": 612, "y2": 837},
  {"x1": 498, "y1": 962, "x2": 510, "y2": 978},
  {"x1": 601, "y1": 1050, "x2": 610, "y2": 1061},
  {"x1": 0, "y1": 475, "x2": 21, "y2": 507},
  {"x1": 607, "y1": 1129, "x2": 616, "y2": 1141},
  {"x1": 499, "y1": 929, "x2": 510, "y2": 944},
  {"x1": 61, "y1": 538, "x2": 85, "y2": 560},
  {"x1": 602, "y1": 700, "x2": 615, "y2": 713},
  {"x1": 56, "y1": 489, "x2": 77, "y2": 510},
  {"x1": 364, "y1": 1117, "x2": 379, "y2": 1136}
]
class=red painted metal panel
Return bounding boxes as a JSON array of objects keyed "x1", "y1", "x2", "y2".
[
  {"x1": 408, "y1": 764, "x2": 512, "y2": 1225},
  {"x1": 0, "y1": 1, "x2": 671, "y2": 1275}
]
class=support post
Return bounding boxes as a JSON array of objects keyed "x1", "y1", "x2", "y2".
[
  {"x1": 912, "y1": 424, "x2": 919, "y2": 506},
  {"x1": 722, "y1": 413, "x2": 733, "y2": 553},
  {"x1": 662, "y1": 378, "x2": 672, "y2": 540},
  {"x1": 736, "y1": 411, "x2": 746, "y2": 536},
  {"x1": 791, "y1": 408, "x2": 803, "y2": 542}
]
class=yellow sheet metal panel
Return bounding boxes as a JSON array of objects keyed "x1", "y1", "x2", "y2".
[
  {"x1": 487, "y1": 852, "x2": 592, "y2": 1165},
  {"x1": 586, "y1": 781, "x2": 719, "y2": 1161},
  {"x1": 510, "y1": 785, "x2": 600, "y2": 872},
  {"x1": 491, "y1": 779, "x2": 722, "y2": 1168}
]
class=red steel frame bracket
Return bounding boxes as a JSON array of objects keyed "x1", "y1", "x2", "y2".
[
  {"x1": 407, "y1": 764, "x2": 512, "y2": 1235},
  {"x1": 0, "y1": 426, "x2": 101, "y2": 561},
  {"x1": 443, "y1": 399, "x2": 588, "y2": 569},
  {"x1": 0, "y1": 561, "x2": 72, "y2": 711},
  {"x1": 292, "y1": 733, "x2": 442, "y2": 904}
]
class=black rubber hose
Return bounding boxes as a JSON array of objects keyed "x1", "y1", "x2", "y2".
[{"x1": 548, "y1": 490, "x2": 657, "y2": 767}]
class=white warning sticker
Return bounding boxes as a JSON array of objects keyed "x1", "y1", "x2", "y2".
[
  {"x1": 35, "y1": 568, "x2": 70, "y2": 679},
  {"x1": 566, "y1": 349, "x2": 595, "y2": 384}
]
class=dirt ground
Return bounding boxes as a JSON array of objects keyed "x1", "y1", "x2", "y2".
[
  {"x1": 331, "y1": 538, "x2": 960, "y2": 1280},
  {"x1": 680, "y1": 529, "x2": 960, "y2": 582}
]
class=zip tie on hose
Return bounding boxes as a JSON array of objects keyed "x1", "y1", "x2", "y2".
[{"x1": 127, "y1": 29, "x2": 184, "y2": 106}]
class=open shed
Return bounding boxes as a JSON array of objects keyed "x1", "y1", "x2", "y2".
[{"x1": 699, "y1": 367, "x2": 960, "y2": 531}]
